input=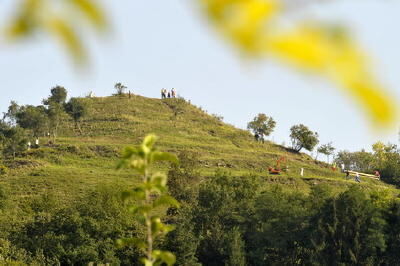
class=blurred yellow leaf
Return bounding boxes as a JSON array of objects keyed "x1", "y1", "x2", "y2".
[
  {"x1": 266, "y1": 25, "x2": 397, "y2": 127},
  {"x1": 3, "y1": 0, "x2": 399, "y2": 127},
  {"x1": 200, "y1": 0, "x2": 399, "y2": 128},
  {"x1": 5, "y1": 0, "x2": 43, "y2": 38},
  {"x1": 4, "y1": 0, "x2": 106, "y2": 64},
  {"x1": 69, "y1": 0, "x2": 108, "y2": 30},
  {"x1": 45, "y1": 17, "x2": 86, "y2": 64}
]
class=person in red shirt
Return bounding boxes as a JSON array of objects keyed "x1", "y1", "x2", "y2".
[{"x1": 374, "y1": 170, "x2": 381, "y2": 179}]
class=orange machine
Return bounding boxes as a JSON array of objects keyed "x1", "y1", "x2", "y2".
[{"x1": 269, "y1": 156, "x2": 287, "y2": 175}]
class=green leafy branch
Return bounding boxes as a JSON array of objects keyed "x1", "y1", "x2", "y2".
[{"x1": 116, "y1": 135, "x2": 179, "y2": 266}]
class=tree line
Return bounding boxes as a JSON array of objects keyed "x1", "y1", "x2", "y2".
[
  {"x1": 247, "y1": 113, "x2": 400, "y2": 185},
  {"x1": 0, "y1": 86, "x2": 88, "y2": 160},
  {"x1": 247, "y1": 113, "x2": 321, "y2": 153}
]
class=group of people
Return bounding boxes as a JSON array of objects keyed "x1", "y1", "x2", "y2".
[
  {"x1": 27, "y1": 138, "x2": 40, "y2": 150},
  {"x1": 254, "y1": 133, "x2": 265, "y2": 143},
  {"x1": 161, "y1": 88, "x2": 176, "y2": 99},
  {"x1": 344, "y1": 168, "x2": 380, "y2": 183}
]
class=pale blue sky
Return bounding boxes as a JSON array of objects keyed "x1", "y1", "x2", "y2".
[{"x1": 0, "y1": 0, "x2": 399, "y2": 153}]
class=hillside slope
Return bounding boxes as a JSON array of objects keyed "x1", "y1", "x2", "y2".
[{"x1": 0, "y1": 94, "x2": 396, "y2": 203}]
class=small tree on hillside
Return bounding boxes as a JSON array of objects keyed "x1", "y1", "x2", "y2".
[
  {"x1": 16, "y1": 105, "x2": 48, "y2": 137},
  {"x1": 247, "y1": 113, "x2": 276, "y2": 143},
  {"x1": 2, "y1": 101, "x2": 20, "y2": 126},
  {"x1": 290, "y1": 124, "x2": 319, "y2": 152},
  {"x1": 43, "y1": 86, "x2": 68, "y2": 143},
  {"x1": 114, "y1": 82, "x2": 127, "y2": 95},
  {"x1": 317, "y1": 142, "x2": 335, "y2": 163},
  {"x1": 44, "y1": 86, "x2": 67, "y2": 104},
  {"x1": 65, "y1": 98, "x2": 88, "y2": 134},
  {"x1": 0, "y1": 123, "x2": 27, "y2": 160}
]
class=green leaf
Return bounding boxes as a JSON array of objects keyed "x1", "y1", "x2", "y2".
[
  {"x1": 143, "y1": 134, "x2": 157, "y2": 149},
  {"x1": 151, "y1": 172, "x2": 167, "y2": 186},
  {"x1": 153, "y1": 195, "x2": 180, "y2": 208},
  {"x1": 151, "y1": 151, "x2": 178, "y2": 164},
  {"x1": 153, "y1": 250, "x2": 176, "y2": 266},
  {"x1": 151, "y1": 217, "x2": 162, "y2": 234},
  {"x1": 141, "y1": 258, "x2": 153, "y2": 266},
  {"x1": 129, "y1": 205, "x2": 152, "y2": 215},
  {"x1": 153, "y1": 184, "x2": 167, "y2": 194},
  {"x1": 121, "y1": 188, "x2": 145, "y2": 201},
  {"x1": 115, "y1": 237, "x2": 146, "y2": 250},
  {"x1": 120, "y1": 146, "x2": 140, "y2": 159},
  {"x1": 162, "y1": 224, "x2": 176, "y2": 234},
  {"x1": 130, "y1": 160, "x2": 146, "y2": 174}
]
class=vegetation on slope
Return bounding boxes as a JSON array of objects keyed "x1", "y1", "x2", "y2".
[{"x1": 1, "y1": 92, "x2": 399, "y2": 265}]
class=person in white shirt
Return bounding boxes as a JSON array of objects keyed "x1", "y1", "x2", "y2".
[{"x1": 355, "y1": 172, "x2": 361, "y2": 183}]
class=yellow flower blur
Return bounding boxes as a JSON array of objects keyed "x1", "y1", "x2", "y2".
[
  {"x1": 4, "y1": 0, "x2": 398, "y2": 127},
  {"x1": 200, "y1": 0, "x2": 398, "y2": 128}
]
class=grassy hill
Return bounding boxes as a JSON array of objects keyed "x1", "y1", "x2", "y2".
[{"x1": 1, "y1": 94, "x2": 397, "y2": 204}]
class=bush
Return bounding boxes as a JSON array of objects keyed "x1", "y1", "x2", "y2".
[{"x1": 10, "y1": 186, "x2": 141, "y2": 265}]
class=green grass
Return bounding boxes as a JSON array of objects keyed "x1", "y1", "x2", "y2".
[{"x1": 1, "y1": 94, "x2": 398, "y2": 206}]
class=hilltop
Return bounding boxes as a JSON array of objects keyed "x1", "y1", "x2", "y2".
[{"x1": 0, "y1": 93, "x2": 396, "y2": 203}]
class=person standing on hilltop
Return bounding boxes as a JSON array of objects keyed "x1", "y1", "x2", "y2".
[
  {"x1": 171, "y1": 88, "x2": 176, "y2": 98},
  {"x1": 161, "y1": 88, "x2": 166, "y2": 99}
]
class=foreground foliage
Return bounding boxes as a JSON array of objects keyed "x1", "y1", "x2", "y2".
[
  {"x1": 116, "y1": 135, "x2": 179, "y2": 266},
  {"x1": 1, "y1": 163, "x2": 400, "y2": 265}
]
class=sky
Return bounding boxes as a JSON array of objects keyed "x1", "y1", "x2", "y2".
[{"x1": 0, "y1": 0, "x2": 399, "y2": 154}]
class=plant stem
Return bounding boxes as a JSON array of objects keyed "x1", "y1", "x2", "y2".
[{"x1": 144, "y1": 169, "x2": 153, "y2": 264}]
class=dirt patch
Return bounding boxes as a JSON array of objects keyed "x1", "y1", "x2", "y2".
[{"x1": 6, "y1": 159, "x2": 43, "y2": 169}]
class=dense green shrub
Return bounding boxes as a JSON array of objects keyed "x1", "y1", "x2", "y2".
[
  {"x1": 3, "y1": 186, "x2": 141, "y2": 265},
  {"x1": 1, "y1": 170, "x2": 400, "y2": 265},
  {"x1": 309, "y1": 186, "x2": 386, "y2": 265}
]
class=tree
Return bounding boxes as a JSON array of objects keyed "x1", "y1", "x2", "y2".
[
  {"x1": 16, "y1": 105, "x2": 48, "y2": 137},
  {"x1": 225, "y1": 227, "x2": 246, "y2": 266},
  {"x1": 64, "y1": 98, "x2": 88, "y2": 134},
  {"x1": 164, "y1": 151, "x2": 201, "y2": 266},
  {"x1": 309, "y1": 187, "x2": 386, "y2": 265},
  {"x1": 194, "y1": 173, "x2": 261, "y2": 265},
  {"x1": 46, "y1": 102, "x2": 67, "y2": 143},
  {"x1": 383, "y1": 201, "x2": 400, "y2": 264},
  {"x1": 371, "y1": 142, "x2": 400, "y2": 185},
  {"x1": 317, "y1": 142, "x2": 335, "y2": 163},
  {"x1": 290, "y1": 124, "x2": 319, "y2": 152},
  {"x1": 114, "y1": 82, "x2": 127, "y2": 95},
  {"x1": 2, "y1": 101, "x2": 20, "y2": 126},
  {"x1": 0, "y1": 123, "x2": 27, "y2": 160},
  {"x1": 334, "y1": 149, "x2": 378, "y2": 173},
  {"x1": 44, "y1": 86, "x2": 67, "y2": 105},
  {"x1": 43, "y1": 86, "x2": 68, "y2": 143},
  {"x1": 247, "y1": 113, "x2": 276, "y2": 143}
]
